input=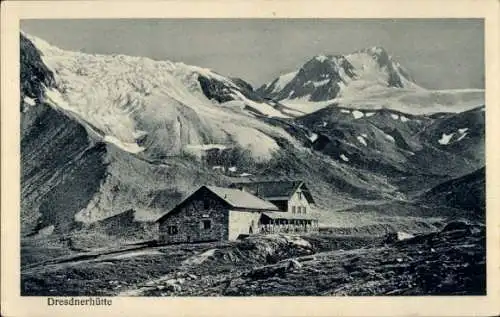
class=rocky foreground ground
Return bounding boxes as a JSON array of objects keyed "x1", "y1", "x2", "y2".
[{"x1": 21, "y1": 221, "x2": 485, "y2": 296}]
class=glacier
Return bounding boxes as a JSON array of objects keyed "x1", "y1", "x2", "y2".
[{"x1": 24, "y1": 33, "x2": 298, "y2": 161}]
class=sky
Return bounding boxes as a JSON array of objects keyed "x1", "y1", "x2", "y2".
[{"x1": 21, "y1": 19, "x2": 484, "y2": 89}]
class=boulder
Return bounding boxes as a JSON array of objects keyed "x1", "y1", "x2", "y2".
[
  {"x1": 384, "y1": 231, "x2": 415, "y2": 243},
  {"x1": 165, "y1": 281, "x2": 181, "y2": 292},
  {"x1": 287, "y1": 259, "x2": 302, "y2": 271},
  {"x1": 442, "y1": 220, "x2": 471, "y2": 232}
]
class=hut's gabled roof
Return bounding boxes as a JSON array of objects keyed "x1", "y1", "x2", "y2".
[
  {"x1": 230, "y1": 180, "x2": 315, "y2": 204},
  {"x1": 206, "y1": 186, "x2": 280, "y2": 211},
  {"x1": 155, "y1": 185, "x2": 279, "y2": 222}
]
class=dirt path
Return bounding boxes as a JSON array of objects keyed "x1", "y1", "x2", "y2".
[{"x1": 22, "y1": 242, "x2": 164, "y2": 274}]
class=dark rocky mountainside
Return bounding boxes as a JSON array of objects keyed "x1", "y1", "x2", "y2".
[
  {"x1": 21, "y1": 34, "x2": 108, "y2": 235},
  {"x1": 280, "y1": 104, "x2": 485, "y2": 195},
  {"x1": 419, "y1": 167, "x2": 485, "y2": 218},
  {"x1": 20, "y1": 33, "x2": 56, "y2": 108}
]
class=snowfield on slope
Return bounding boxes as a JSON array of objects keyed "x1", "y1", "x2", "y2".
[
  {"x1": 26, "y1": 33, "x2": 297, "y2": 161},
  {"x1": 279, "y1": 87, "x2": 484, "y2": 116},
  {"x1": 344, "y1": 47, "x2": 421, "y2": 91},
  {"x1": 266, "y1": 70, "x2": 299, "y2": 93}
]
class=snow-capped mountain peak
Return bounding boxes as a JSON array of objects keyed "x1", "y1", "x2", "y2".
[
  {"x1": 258, "y1": 46, "x2": 484, "y2": 116},
  {"x1": 258, "y1": 46, "x2": 420, "y2": 103}
]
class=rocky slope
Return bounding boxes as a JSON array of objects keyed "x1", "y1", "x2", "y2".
[
  {"x1": 419, "y1": 167, "x2": 486, "y2": 218},
  {"x1": 21, "y1": 221, "x2": 485, "y2": 296},
  {"x1": 281, "y1": 104, "x2": 485, "y2": 195},
  {"x1": 21, "y1": 34, "x2": 108, "y2": 235}
]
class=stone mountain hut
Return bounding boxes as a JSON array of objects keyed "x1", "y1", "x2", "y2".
[{"x1": 155, "y1": 181, "x2": 318, "y2": 244}]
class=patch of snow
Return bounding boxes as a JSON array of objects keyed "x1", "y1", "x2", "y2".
[
  {"x1": 315, "y1": 55, "x2": 328, "y2": 63},
  {"x1": 396, "y1": 231, "x2": 415, "y2": 241},
  {"x1": 352, "y1": 110, "x2": 364, "y2": 119},
  {"x1": 365, "y1": 112, "x2": 376, "y2": 117},
  {"x1": 345, "y1": 51, "x2": 393, "y2": 87},
  {"x1": 280, "y1": 98, "x2": 336, "y2": 114},
  {"x1": 281, "y1": 108, "x2": 304, "y2": 117},
  {"x1": 370, "y1": 46, "x2": 384, "y2": 55},
  {"x1": 438, "y1": 133, "x2": 455, "y2": 145},
  {"x1": 229, "y1": 126, "x2": 281, "y2": 159},
  {"x1": 185, "y1": 144, "x2": 228, "y2": 151},
  {"x1": 107, "y1": 250, "x2": 163, "y2": 260},
  {"x1": 385, "y1": 134, "x2": 395, "y2": 142},
  {"x1": 400, "y1": 115, "x2": 409, "y2": 122},
  {"x1": 44, "y1": 87, "x2": 70, "y2": 110},
  {"x1": 24, "y1": 96, "x2": 36, "y2": 106},
  {"x1": 103, "y1": 135, "x2": 145, "y2": 153},
  {"x1": 212, "y1": 166, "x2": 225, "y2": 171},
  {"x1": 330, "y1": 71, "x2": 481, "y2": 115},
  {"x1": 239, "y1": 173, "x2": 252, "y2": 177},
  {"x1": 456, "y1": 132, "x2": 468, "y2": 142},
  {"x1": 458, "y1": 128, "x2": 469, "y2": 134},
  {"x1": 272, "y1": 71, "x2": 298, "y2": 93},
  {"x1": 340, "y1": 109, "x2": 351, "y2": 114},
  {"x1": 288, "y1": 236, "x2": 312, "y2": 249},
  {"x1": 312, "y1": 79, "x2": 330, "y2": 87},
  {"x1": 340, "y1": 154, "x2": 349, "y2": 162},
  {"x1": 309, "y1": 133, "x2": 318, "y2": 142},
  {"x1": 33, "y1": 225, "x2": 54, "y2": 238},
  {"x1": 390, "y1": 113, "x2": 400, "y2": 120},
  {"x1": 322, "y1": 121, "x2": 327, "y2": 127},
  {"x1": 361, "y1": 133, "x2": 368, "y2": 138},
  {"x1": 231, "y1": 90, "x2": 290, "y2": 118},
  {"x1": 357, "y1": 136, "x2": 367, "y2": 146},
  {"x1": 182, "y1": 249, "x2": 217, "y2": 265},
  {"x1": 228, "y1": 166, "x2": 237, "y2": 172},
  {"x1": 133, "y1": 130, "x2": 148, "y2": 139},
  {"x1": 221, "y1": 99, "x2": 246, "y2": 109}
]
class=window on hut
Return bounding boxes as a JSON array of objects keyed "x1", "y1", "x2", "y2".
[
  {"x1": 202, "y1": 220, "x2": 212, "y2": 230},
  {"x1": 167, "y1": 226, "x2": 178, "y2": 235}
]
